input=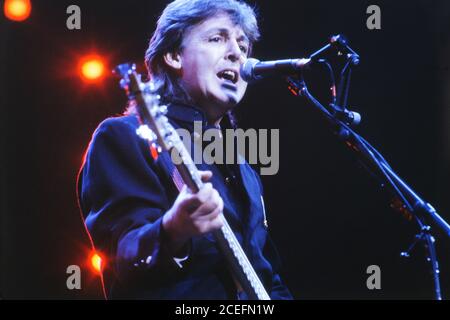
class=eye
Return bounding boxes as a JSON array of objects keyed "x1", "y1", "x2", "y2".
[
  {"x1": 209, "y1": 36, "x2": 222, "y2": 43},
  {"x1": 239, "y1": 45, "x2": 248, "y2": 54}
]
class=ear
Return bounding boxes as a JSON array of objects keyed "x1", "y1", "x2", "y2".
[{"x1": 163, "y1": 51, "x2": 182, "y2": 70}]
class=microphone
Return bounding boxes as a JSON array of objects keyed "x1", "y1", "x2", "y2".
[{"x1": 240, "y1": 57, "x2": 311, "y2": 82}]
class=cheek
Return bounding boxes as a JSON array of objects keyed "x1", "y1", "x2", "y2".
[
  {"x1": 182, "y1": 60, "x2": 198, "y2": 82},
  {"x1": 181, "y1": 62, "x2": 207, "y2": 95},
  {"x1": 185, "y1": 58, "x2": 214, "y2": 88},
  {"x1": 180, "y1": 49, "x2": 202, "y2": 79}
]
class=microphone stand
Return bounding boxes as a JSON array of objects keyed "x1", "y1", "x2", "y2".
[{"x1": 286, "y1": 38, "x2": 449, "y2": 299}]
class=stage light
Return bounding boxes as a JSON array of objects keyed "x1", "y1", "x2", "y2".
[
  {"x1": 90, "y1": 252, "x2": 103, "y2": 273},
  {"x1": 4, "y1": 0, "x2": 31, "y2": 22},
  {"x1": 80, "y1": 56, "x2": 106, "y2": 82}
]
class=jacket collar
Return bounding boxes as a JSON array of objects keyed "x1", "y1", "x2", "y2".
[
  {"x1": 166, "y1": 102, "x2": 208, "y2": 125},
  {"x1": 166, "y1": 101, "x2": 230, "y2": 132}
]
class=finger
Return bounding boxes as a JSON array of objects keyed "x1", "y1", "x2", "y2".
[
  {"x1": 196, "y1": 183, "x2": 213, "y2": 202},
  {"x1": 190, "y1": 199, "x2": 219, "y2": 218},
  {"x1": 199, "y1": 170, "x2": 213, "y2": 182},
  {"x1": 196, "y1": 205, "x2": 222, "y2": 221},
  {"x1": 178, "y1": 192, "x2": 202, "y2": 212},
  {"x1": 208, "y1": 215, "x2": 224, "y2": 230},
  {"x1": 217, "y1": 195, "x2": 224, "y2": 212},
  {"x1": 192, "y1": 188, "x2": 222, "y2": 217},
  {"x1": 211, "y1": 190, "x2": 223, "y2": 212}
]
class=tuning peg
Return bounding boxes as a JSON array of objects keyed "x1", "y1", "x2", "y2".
[
  {"x1": 154, "y1": 106, "x2": 168, "y2": 119},
  {"x1": 119, "y1": 78, "x2": 128, "y2": 90},
  {"x1": 113, "y1": 63, "x2": 136, "y2": 77},
  {"x1": 158, "y1": 105, "x2": 168, "y2": 115},
  {"x1": 140, "y1": 79, "x2": 156, "y2": 91},
  {"x1": 136, "y1": 125, "x2": 157, "y2": 143},
  {"x1": 114, "y1": 63, "x2": 137, "y2": 93}
]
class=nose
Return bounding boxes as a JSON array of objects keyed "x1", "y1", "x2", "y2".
[{"x1": 225, "y1": 39, "x2": 243, "y2": 63}]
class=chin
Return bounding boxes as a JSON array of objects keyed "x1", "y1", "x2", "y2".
[{"x1": 218, "y1": 95, "x2": 240, "y2": 110}]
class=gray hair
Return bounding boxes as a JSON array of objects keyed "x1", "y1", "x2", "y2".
[{"x1": 144, "y1": 0, "x2": 260, "y2": 105}]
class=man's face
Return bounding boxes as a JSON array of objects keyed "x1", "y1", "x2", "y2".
[{"x1": 176, "y1": 14, "x2": 250, "y2": 122}]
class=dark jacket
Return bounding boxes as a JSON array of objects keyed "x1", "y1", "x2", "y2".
[{"x1": 77, "y1": 103, "x2": 292, "y2": 299}]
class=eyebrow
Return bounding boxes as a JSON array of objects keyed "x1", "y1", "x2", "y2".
[{"x1": 207, "y1": 28, "x2": 250, "y2": 45}]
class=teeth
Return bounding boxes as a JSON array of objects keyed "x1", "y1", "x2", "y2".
[
  {"x1": 219, "y1": 70, "x2": 237, "y2": 82},
  {"x1": 224, "y1": 71, "x2": 234, "y2": 78}
]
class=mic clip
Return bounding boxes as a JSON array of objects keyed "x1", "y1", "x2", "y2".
[
  {"x1": 330, "y1": 104, "x2": 362, "y2": 127},
  {"x1": 330, "y1": 35, "x2": 360, "y2": 66}
]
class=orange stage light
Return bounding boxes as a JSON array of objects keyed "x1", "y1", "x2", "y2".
[
  {"x1": 79, "y1": 56, "x2": 106, "y2": 82},
  {"x1": 4, "y1": 0, "x2": 31, "y2": 22},
  {"x1": 90, "y1": 252, "x2": 103, "y2": 273}
]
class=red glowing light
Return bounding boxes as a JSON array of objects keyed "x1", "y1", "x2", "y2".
[
  {"x1": 90, "y1": 253, "x2": 103, "y2": 273},
  {"x1": 150, "y1": 144, "x2": 159, "y2": 160},
  {"x1": 4, "y1": 0, "x2": 31, "y2": 22},
  {"x1": 79, "y1": 56, "x2": 106, "y2": 81}
]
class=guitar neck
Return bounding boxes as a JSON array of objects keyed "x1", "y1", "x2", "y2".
[
  {"x1": 170, "y1": 140, "x2": 271, "y2": 300},
  {"x1": 115, "y1": 65, "x2": 270, "y2": 300}
]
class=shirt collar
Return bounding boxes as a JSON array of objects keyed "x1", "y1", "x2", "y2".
[
  {"x1": 166, "y1": 102, "x2": 207, "y2": 125},
  {"x1": 166, "y1": 102, "x2": 224, "y2": 131}
]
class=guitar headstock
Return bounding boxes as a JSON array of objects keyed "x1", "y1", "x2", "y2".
[{"x1": 114, "y1": 63, "x2": 178, "y2": 158}]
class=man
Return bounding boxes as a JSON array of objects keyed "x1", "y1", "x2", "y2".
[{"x1": 77, "y1": 0, "x2": 292, "y2": 299}]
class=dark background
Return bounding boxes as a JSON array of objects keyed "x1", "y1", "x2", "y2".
[{"x1": 0, "y1": 0, "x2": 449, "y2": 299}]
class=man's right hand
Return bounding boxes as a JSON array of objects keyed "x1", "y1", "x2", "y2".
[{"x1": 162, "y1": 170, "x2": 224, "y2": 254}]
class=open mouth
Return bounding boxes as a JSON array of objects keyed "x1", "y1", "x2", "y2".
[{"x1": 217, "y1": 69, "x2": 238, "y2": 84}]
